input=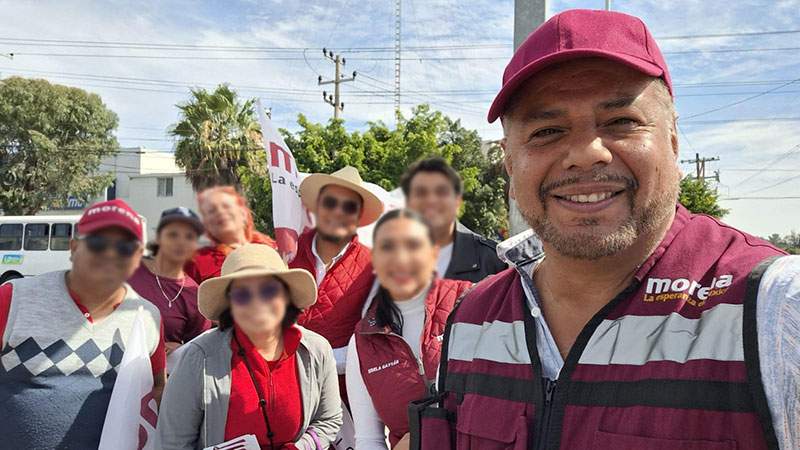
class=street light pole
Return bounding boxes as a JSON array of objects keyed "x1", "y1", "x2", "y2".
[{"x1": 508, "y1": 0, "x2": 547, "y2": 236}]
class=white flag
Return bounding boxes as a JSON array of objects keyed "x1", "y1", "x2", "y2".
[
  {"x1": 258, "y1": 100, "x2": 312, "y2": 262},
  {"x1": 99, "y1": 306, "x2": 158, "y2": 450}
]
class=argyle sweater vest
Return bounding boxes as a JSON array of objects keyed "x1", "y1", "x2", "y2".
[{"x1": 0, "y1": 271, "x2": 161, "y2": 450}]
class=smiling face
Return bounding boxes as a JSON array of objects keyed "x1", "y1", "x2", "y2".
[
  {"x1": 502, "y1": 58, "x2": 681, "y2": 260},
  {"x1": 199, "y1": 190, "x2": 247, "y2": 245},
  {"x1": 406, "y1": 171, "x2": 462, "y2": 233},
  {"x1": 372, "y1": 215, "x2": 437, "y2": 300},
  {"x1": 315, "y1": 184, "x2": 362, "y2": 244}
]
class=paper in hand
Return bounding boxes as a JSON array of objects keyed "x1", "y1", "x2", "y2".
[{"x1": 203, "y1": 434, "x2": 260, "y2": 450}]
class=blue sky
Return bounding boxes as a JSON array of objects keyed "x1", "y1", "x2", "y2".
[{"x1": 1, "y1": 0, "x2": 798, "y2": 237}]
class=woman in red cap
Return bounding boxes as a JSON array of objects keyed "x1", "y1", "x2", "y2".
[{"x1": 186, "y1": 186, "x2": 277, "y2": 284}]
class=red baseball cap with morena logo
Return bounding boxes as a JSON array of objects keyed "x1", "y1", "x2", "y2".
[
  {"x1": 488, "y1": 9, "x2": 673, "y2": 123},
  {"x1": 77, "y1": 199, "x2": 144, "y2": 241}
]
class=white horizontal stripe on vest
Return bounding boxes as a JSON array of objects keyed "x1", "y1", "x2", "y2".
[
  {"x1": 579, "y1": 303, "x2": 744, "y2": 366},
  {"x1": 448, "y1": 320, "x2": 531, "y2": 364}
]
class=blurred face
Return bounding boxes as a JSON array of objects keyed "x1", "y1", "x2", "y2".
[
  {"x1": 228, "y1": 276, "x2": 289, "y2": 335},
  {"x1": 372, "y1": 217, "x2": 437, "y2": 300},
  {"x1": 315, "y1": 185, "x2": 362, "y2": 243},
  {"x1": 156, "y1": 222, "x2": 199, "y2": 264},
  {"x1": 502, "y1": 58, "x2": 681, "y2": 260},
  {"x1": 406, "y1": 172, "x2": 462, "y2": 232},
  {"x1": 70, "y1": 227, "x2": 143, "y2": 287},
  {"x1": 200, "y1": 192, "x2": 246, "y2": 243}
]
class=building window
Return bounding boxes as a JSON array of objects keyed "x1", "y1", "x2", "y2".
[
  {"x1": 51, "y1": 223, "x2": 73, "y2": 251},
  {"x1": 0, "y1": 223, "x2": 23, "y2": 250},
  {"x1": 157, "y1": 177, "x2": 174, "y2": 197},
  {"x1": 24, "y1": 223, "x2": 50, "y2": 251}
]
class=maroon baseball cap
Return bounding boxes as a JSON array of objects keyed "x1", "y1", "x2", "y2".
[
  {"x1": 488, "y1": 9, "x2": 672, "y2": 123},
  {"x1": 77, "y1": 199, "x2": 144, "y2": 241}
]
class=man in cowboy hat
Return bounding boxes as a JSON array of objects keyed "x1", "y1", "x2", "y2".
[{"x1": 290, "y1": 165, "x2": 383, "y2": 383}]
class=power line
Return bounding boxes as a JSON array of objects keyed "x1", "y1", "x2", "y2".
[
  {"x1": 8, "y1": 46, "x2": 800, "y2": 61},
  {"x1": 683, "y1": 77, "x2": 800, "y2": 119},
  {"x1": 680, "y1": 117, "x2": 800, "y2": 124},
  {"x1": 733, "y1": 143, "x2": 800, "y2": 187},
  {"x1": 721, "y1": 196, "x2": 800, "y2": 200},
  {"x1": 1, "y1": 28, "x2": 798, "y2": 50},
  {"x1": 656, "y1": 29, "x2": 800, "y2": 40},
  {"x1": 743, "y1": 173, "x2": 800, "y2": 195}
]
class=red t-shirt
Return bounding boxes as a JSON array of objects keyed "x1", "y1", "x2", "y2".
[
  {"x1": 0, "y1": 283, "x2": 166, "y2": 376},
  {"x1": 225, "y1": 325, "x2": 303, "y2": 450}
]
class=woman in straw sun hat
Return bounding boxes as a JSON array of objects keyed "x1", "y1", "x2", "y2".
[{"x1": 158, "y1": 244, "x2": 342, "y2": 450}]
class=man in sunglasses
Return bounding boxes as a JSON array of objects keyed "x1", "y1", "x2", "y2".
[
  {"x1": 0, "y1": 199, "x2": 166, "y2": 449},
  {"x1": 291, "y1": 166, "x2": 384, "y2": 394}
]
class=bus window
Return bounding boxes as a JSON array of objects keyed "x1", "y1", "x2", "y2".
[
  {"x1": 24, "y1": 223, "x2": 50, "y2": 251},
  {"x1": 51, "y1": 223, "x2": 73, "y2": 251},
  {"x1": 0, "y1": 224, "x2": 23, "y2": 251}
]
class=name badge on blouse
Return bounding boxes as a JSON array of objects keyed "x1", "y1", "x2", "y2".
[{"x1": 204, "y1": 434, "x2": 260, "y2": 450}]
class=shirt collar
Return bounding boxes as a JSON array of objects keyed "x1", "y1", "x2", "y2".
[{"x1": 311, "y1": 232, "x2": 351, "y2": 267}]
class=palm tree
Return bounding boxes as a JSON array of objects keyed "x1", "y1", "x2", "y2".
[{"x1": 171, "y1": 85, "x2": 264, "y2": 192}]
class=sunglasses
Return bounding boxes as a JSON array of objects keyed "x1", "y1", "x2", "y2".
[
  {"x1": 320, "y1": 195, "x2": 360, "y2": 215},
  {"x1": 79, "y1": 235, "x2": 140, "y2": 258},
  {"x1": 229, "y1": 281, "x2": 284, "y2": 306}
]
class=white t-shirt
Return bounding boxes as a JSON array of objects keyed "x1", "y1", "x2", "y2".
[
  {"x1": 436, "y1": 242, "x2": 454, "y2": 277},
  {"x1": 346, "y1": 284, "x2": 431, "y2": 450}
]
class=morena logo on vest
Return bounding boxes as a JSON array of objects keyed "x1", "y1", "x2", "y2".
[{"x1": 644, "y1": 274, "x2": 733, "y2": 307}]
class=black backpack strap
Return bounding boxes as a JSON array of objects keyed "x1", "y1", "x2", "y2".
[{"x1": 743, "y1": 255, "x2": 784, "y2": 450}]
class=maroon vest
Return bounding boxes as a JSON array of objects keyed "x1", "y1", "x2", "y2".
[
  {"x1": 437, "y1": 206, "x2": 784, "y2": 450},
  {"x1": 357, "y1": 279, "x2": 471, "y2": 447},
  {"x1": 290, "y1": 230, "x2": 374, "y2": 349}
]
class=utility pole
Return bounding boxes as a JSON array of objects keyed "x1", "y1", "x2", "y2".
[
  {"x1": 605, "y1": 0, "x2": 612, "y2": 10},
  {"x1": 681, "y1": 153, "x2": 721, "y2": 182},
  {"x1": 394, "y1": 0, "x2": 402, "y2": 114},
  {"x1": 509, "y1": 0, "x2": 547, "y2": 235},
  {"x1": 318, "y1": 48, "x2": 356, "y2": 120}
]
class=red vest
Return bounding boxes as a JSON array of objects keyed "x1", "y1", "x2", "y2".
[
  {"x1": 290, "y1": 230, "x2": 374, "y2": 349},
  {"x1": 356, "y1": 279, "x2": 471, "y2": 448},
  {"x1": 436, "y1": 206, "x2": 784, "y2": 450}
]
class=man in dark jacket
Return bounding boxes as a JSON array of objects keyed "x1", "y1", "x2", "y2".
[{"x1": 401, "y1": 157, "x2": 506, "y2": 283}]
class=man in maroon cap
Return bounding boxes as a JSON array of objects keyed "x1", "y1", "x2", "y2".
[
  {"x1": 412, "y1": 9, "x2": 799, "y2": 450},
  {"x1": 0, "y1": 199, "x2": 166, "y2": 449}
]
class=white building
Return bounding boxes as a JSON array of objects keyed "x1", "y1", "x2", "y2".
[{"x1": 47, "y1": 147, "x2": 198, "y2": 240}]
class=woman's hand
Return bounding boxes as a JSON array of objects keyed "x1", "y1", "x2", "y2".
[
  {"x1": 393, "y1": 433, "x2": 410, "y2": 450},
  {"x1": 165, "y1": 341, "x2": 181, "y2": 356}
]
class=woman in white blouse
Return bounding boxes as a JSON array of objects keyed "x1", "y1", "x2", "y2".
[{"x1": 346, "y1": 209, "x2": 472, "y2": 450}]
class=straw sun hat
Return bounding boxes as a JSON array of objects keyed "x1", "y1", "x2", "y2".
[
  {"x1": 300, "y1": 165, "x2": 384, "y2": 227},
  {"x1": 198, "y1": 244, "x2": 317, "y2": 321}
]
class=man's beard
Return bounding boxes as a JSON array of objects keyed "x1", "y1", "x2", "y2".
[
  {"x1": 317, "y1": 229, "x2": 354, "y2": 245},
  {"x1": 519, "y1": 172, "x2": 679, "y2": 261}
]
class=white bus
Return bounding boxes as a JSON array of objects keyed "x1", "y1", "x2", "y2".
[{"x1": 0, "y1": 215, "x2": 147, "y2": 284}]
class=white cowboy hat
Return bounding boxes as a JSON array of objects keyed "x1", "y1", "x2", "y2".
[
  {"x1": 300, "y1": 165, "x2": 384, "y2": 227},
  {"x1": 198, "y1": 244, "x2": 317, "y2": 321}
]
